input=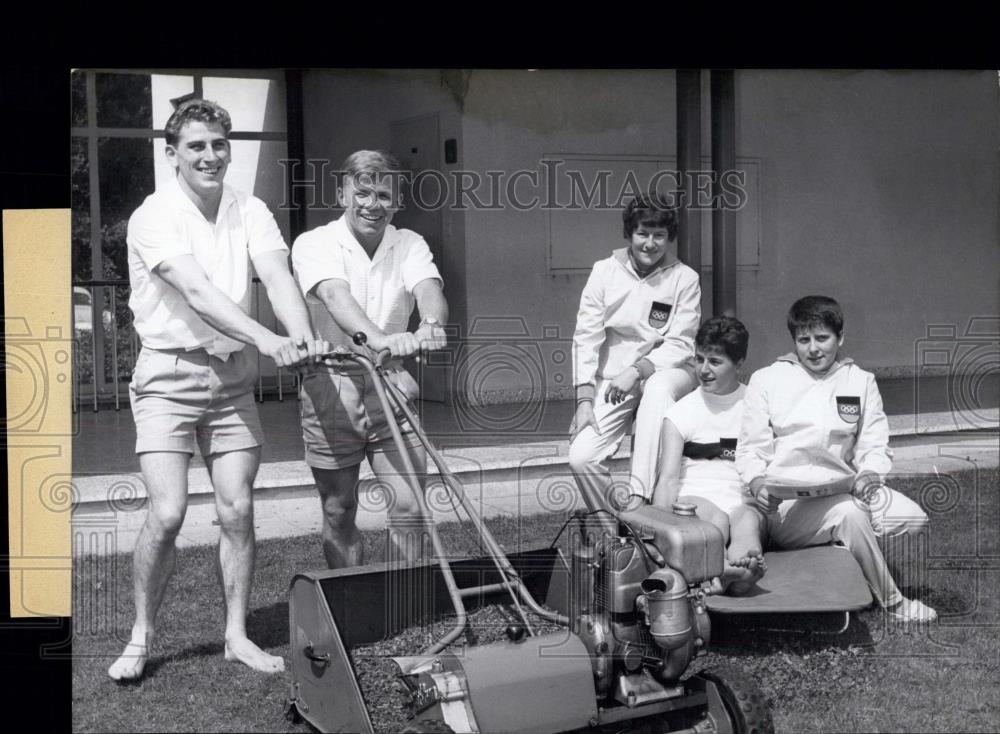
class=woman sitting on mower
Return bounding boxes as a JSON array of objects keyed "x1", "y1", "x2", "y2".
[{"x1": 652, "y1": 316, "x2": 767, "y2": 595}]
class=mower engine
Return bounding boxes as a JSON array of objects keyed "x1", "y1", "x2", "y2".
[
  {"x1": 287, "y1": 341, "x2": 772, "y2": 734},
  {"x1": 571, "y1": 503, "x2": 724, "y2": 704},
  {"x1": 395, "y1": 503, "x2": 726, "y2": 733}
]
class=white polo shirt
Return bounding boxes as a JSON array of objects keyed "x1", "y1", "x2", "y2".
[
  {"x1": 291, "y1": 216, "x2": 442, "y2": 349},
  {"x1": 666, "y1": 384, "x2": 747, "y2": 492},
  {"x1": 127, "y1": 177, "x2": 289, "y2": 358}
]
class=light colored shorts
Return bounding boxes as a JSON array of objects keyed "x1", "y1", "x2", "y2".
[
  {"x1": 678, "y1": 478, "x2": 754, "y2": 516},
  {"x1": 129, "y1": 347, "x2": 263, "y2": 456},
  {"x1": 299, "y1": 364, "x2": 422, "y2": 470}
]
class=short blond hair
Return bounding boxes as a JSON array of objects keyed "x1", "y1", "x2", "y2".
[{"x1": 340, "y1": 150, "x2": 401, "y2": 182}]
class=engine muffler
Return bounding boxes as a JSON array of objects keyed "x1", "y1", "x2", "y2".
[{"x1": 638, "y1": 568, "x2": 691, "y2": 651}]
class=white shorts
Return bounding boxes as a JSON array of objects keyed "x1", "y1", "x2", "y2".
[{"x1": 677, "y1": 479, "x2": 752, "y2": 516}]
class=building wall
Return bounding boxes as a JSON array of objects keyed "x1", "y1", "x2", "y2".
[
  {"x1": 459, "y1": 70, "x2": 685, "y2": 399},
  {"x1": 459, "y1": 69, "x2": 999, "y2": 387},
  {"x1": 734, "y1": 69, "x2": 1000, "y2": 372},
  {"x1": 299, "y1": 69, "x2": 999, "y2": 400}
]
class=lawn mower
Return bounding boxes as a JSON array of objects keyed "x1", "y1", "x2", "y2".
[{"x1": 286, "y1": 334, "x2": 870, "y2": 733}]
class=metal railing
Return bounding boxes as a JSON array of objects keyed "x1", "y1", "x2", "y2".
[
  {"x1": 72, "y1": 279, "x2": 136, "y2": 413},
  {"x1": 72, "y1": 279, "x2": 300, "y2": 412}
]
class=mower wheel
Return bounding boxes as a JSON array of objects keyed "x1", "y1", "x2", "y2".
[
  {"x1": 697, "y1": 665, "x2": 773, "y2": 734},
  {"x1": 399, "y1": 718, "x2": 456, "y2": 733}
]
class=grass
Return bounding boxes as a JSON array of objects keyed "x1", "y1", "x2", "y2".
[{"x1": 72, "y1": 469, "x2": 1000, "y2": 733}]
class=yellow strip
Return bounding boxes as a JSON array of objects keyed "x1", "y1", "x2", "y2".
[{"x1": 4, "y1": 209, "x2": 72, "y2": 617}]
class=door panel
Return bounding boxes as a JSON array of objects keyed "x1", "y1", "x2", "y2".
[{"x1": 390, "y1": 114, "x2": 447, "y2": 403}]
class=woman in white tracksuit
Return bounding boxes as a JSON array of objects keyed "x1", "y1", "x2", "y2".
[
  {"x1": 569, "y1": 193, "x2": 701, "y2": 508},
  {"x1": 735, "y1": 295, "x2": 937, "y2": 623}
]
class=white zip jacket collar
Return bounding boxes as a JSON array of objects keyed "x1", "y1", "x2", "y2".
[{"x1": 572, "y1": 248, "x2": 701, "y2": 386}]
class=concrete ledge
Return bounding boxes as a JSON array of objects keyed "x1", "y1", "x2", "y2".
[
  {"x1": 71, "y1": 409, "x2": 997, "y2": 508},
  {"x1": 447, "y1": 367, "x2": 979, "y2": 405},
  {"x1": 71, "y1": 447, "x2": 997, "y2": 556}
]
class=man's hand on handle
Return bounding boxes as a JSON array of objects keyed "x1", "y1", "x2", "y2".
[
  {"x1": 370, "y1": 332, "x2": 421, "y2": 358},
  {"x1": 291, "y1": 333, "x2": 330, "y2": 365},
  {"x1": 415, "y1": 322, "x2": 448, "y2": 351},
  {"x1": 369, "y1": 324, "x2": 448, "y2": 359},
  {"x1": 257, "y1": 333, "x2": 313, "y2": 368}
]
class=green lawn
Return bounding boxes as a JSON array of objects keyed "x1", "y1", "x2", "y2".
[{"x1": 72, "y1": 468, "x2": 1000, "y2": 733}]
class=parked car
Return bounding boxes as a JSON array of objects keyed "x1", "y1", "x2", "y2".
[{"x1": 73, "y1": 286, "x2": 112, "y2": 333}]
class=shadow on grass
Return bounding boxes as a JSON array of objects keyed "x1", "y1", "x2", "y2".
[
  {"x1": 712, "y1": 610, "x2": 877, "y2": 652},
  {"x1": 247, "y1": 601, "x2": 291, "y2": 648},
  {"x1": 133, "y1": 641, "x2": 226, "y2": 680}
]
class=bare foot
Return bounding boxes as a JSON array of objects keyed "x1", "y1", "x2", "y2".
[
  {"x1": 224, "y1": 635, "x2": 285, "y2": 673},
  {"x1": 727, "y1": 545, "x2": 762, "y2": 568},
  {"x1": 108, "y1": 634, "x2": 151, "y2": 681},
  {"x1": 732, "y1": 552, "x2": 767, "y2": 573},
  {"x1": 724, "y1": 554, "x2": 767, "y2": 596},
  {"x1": 707, "y1": 562, "x2": 751, "y2": 595}
]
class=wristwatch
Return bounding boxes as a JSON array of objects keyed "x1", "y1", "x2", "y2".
[{"x1": 420, "y1": 317, "x2": 440, "y2": 328}]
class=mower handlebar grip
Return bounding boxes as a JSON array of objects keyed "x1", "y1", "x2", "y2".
[{"x1": 318, "y1": 332, "x2": 393, "y2": 368}]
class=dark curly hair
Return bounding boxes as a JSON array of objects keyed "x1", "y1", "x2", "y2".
[
  {"x1": 696, "y1": 316, "x2": 749, "y2": 363},
  {"x1": 164, "y1": 99, "x2": 232, "y2": 147},
  {"x1": 622, "y1": 192, "x2": 678, "y2": 240}
]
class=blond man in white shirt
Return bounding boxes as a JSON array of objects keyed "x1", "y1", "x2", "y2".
[
  {"x1": 292, "y1": 150, "x2": 448, "y2": 568},
  {"x1": 109, "y1": 100, "x2": 327, "y2": 682}
]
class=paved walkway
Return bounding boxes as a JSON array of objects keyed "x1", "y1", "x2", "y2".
[
  {"x1": 72, "y1": 427, "x2": 997, "y2": 556},
  {"x1": 70, "y1": 374, "x2": 998, "y2": 556},
  {"x1": 71, "y1": 374, "x2": 1000, "y2": 476}
]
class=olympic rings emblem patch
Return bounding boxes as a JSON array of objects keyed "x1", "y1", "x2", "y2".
[
  {"x1": 836, "y1": 395, "x2": 861, "y2": 424},
  {"x1": 648, "y1": 301, "x2": 672, "y2": 329}
]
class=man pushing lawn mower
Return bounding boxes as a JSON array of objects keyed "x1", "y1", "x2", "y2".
[
  {"x1": 292, "y1": 150, "x2": 449, "y2": 569},
  {"x1": 110, "y1": 100, "x2": 327, "y2": 682}
]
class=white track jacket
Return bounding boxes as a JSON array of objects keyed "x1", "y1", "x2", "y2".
[
  {"x1": 735, "y1": 354, "x2": 893, "y2": 486},
  {"x1": 573, "y1": 249, "x2": 701, "y2": 386}
]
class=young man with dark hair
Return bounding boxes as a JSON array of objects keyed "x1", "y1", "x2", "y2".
[
  {"x1": 110, "y1": 99, "x2": 327, "y2": 681},
  {"x1": 736, "y1": 295, "x2": 936, "y2": 622},
  {"x1": 292, "y1": 150, "x2": 448, "y2": 568},
  {"x1": 569, "y1": 193, "x2": 701, "y2": 507}
]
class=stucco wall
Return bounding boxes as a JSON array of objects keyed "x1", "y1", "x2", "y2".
[
  {"x1": 300, "y1": 69, "x2": 999, "y2": 401},
  {"x1": 734, "y1": 69, "x2": 999, "y2": 372},
  {"x1": 458, "y1": 69, "x2": 999, "y2": 386}
]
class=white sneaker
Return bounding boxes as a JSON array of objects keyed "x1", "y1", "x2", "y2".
[{"x1": 886, "y1": 598, "x2": 937, "y2": 623}]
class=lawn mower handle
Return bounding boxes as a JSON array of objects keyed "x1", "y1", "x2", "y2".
[
  {"x1": 321, "y1": 331, "x2": 566, "y2": 655},
  {"x1": 315, "y1": 331, "x2": 393, "y2": 367}
]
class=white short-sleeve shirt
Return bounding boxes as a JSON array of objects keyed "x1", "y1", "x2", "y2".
[
  {"x1": 665, "y1": 384, "x2": 747, "y2": 494},
  {"x1": 291, "y1": 216, "x2": 443, "y2": 348},
  {"x1": 127, "y1": 176, "x2": 289, "y2": 358}
]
